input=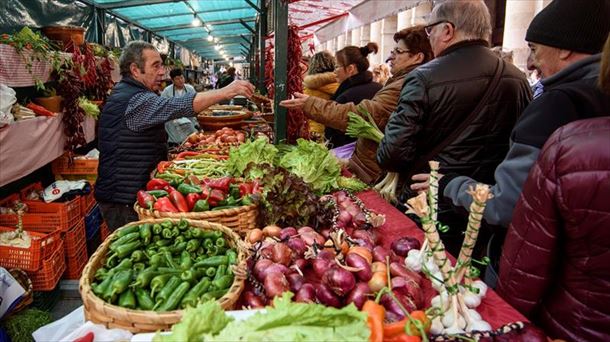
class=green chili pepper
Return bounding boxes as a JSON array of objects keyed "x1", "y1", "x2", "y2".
[
  {"x1": 109, "y1": 232, "x2": 140, "y2": 251},
  {"x1": 212, "y1": 274, "x2": 233, "y2": 290},
  {"x1": 131, "y1": 250, "x2": 145, "y2": 263},
  {"x1": 133, "y1": 262, "x2": 146, "y2": 272},
  {"x1": 193, "y1": 255, "x2": 228, "y2": 268},
  {"x1": 177, "y1": 218, "x2": 189, "y2": 230},
  {"x1": 226, "y1": 249, "x2": 237, "y2": 265},
  {"x1": 157, "y1": 281, "x2": 190, "y2": 312},
  {"x1": 192, "y1": 200, "x2": 210, "y2": 212},
  {"x1": 131, "y1": 266, "x2": 159, "y2": 288},
  {"x1": 118, "y1": 289, "x2": 136, "y2": 309},
  {"x1": 164, "y1": 251, "x2": 179, "y2": 269},
  {"x1": 180, "y1": 269, "x2": 203, "y2": 284},
  {"x1": 205, "y1": 267, "x2": 216, "y2": 278},
  {"x1": 110, "y1": 269, "x2": 133, "y2": 297},
  {"x1": 135, "y1": 288, "x2": 155, "y2": 311},
  {"x1": 215, "y1": 237, "x2": 226, "y2": 248},
  {"x1": 206, "y1": 245, "x2": 219, "y2": 256},
  {"x1": 154, "y1": 276, "x2": 181, "y2": 309},
  {"x1": 152, "y1": 235, "x2": 161, "y2": 243},
  {"x1": 171, "y1": 227, "x2": 180, "y2": 237},
  {"x1": 161, "y1": 220, "x2": 173, "y2": 229},
  {"x1": 139, "y1": 224, "x2": 152, "y2": 245},
  {"x1": 215, "y1": 265, "x2": 227, "y2": 280},
  {"x1": 190, "y1": 228, "x2": 204, "y2": 239},
  {"x1": 186, "y1": 239, "x2": 201, "y2": 253},
  {"x1": 183, "y1": 229, "x2": 193, "y2": 239},
  {"x1": 180, "y1": 278, "x2": 210, "y2": 308},
  {"x1": 110, "y1": 258, "x2": 133, "y2": 272},
  {"x1": 93, "y1": 273, "x2": 114, "y2": 296},
  {"x1": 177, "y1": 183, "x2": 202, "y2": 196},
  {"x1": 147, "y1": 190, "x2": 168, "y2": 198},
  {"x1": 115, "y1": 225, "x2": 139, "y2": 238},
  {"x1": 241, "y1": 195, "x2": 253, "y2": 206},
  {"x1": 174, "y1": 235, "x2": 185, "y2": 245},
  {"x1": 152, "y1": 224, "x2": 163, "y2": 235},
  {"x1": 196, "y1": 247, "x2": 205, "y2": 257},
  {"x1": 116, "y1": 240, "x2": 142, "y2": 259},
  {"x1": 95, "y1": 267, "x2": 109, "y2": 281},
  {"x1": 169, "y1": 242, "x2": 187, "y2": 255},
  {"x1": 156, "y1": 267, "x2": 184, "y2": 274},
  {"x1": 203, "y1": 238, "x2": 214, "y2": 250},
  {"x1": 180, "y1": 251, "x2": 192, "y2": 270},
  {"x1": 150, "y1": 274, "x2": 172, "y2": 298},
  {"x1": 201, "y1": 289, "x2": 227, "y2": 301},
  {"x1": 162, "y1": 228, "x2": 173, "y2": 239},
  {"x1": 156, "y1": 239, "x2": 171, "y2": 247}
]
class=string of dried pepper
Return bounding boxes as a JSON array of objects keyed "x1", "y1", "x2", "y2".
[{"x1": 286, "y1": 25, "x2": 307, "y2": 143}]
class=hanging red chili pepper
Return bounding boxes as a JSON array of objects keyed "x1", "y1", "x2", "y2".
[
  {"x1": 265, "y1": 42, "x2": 275, "y2": 99},
  {"x1": 286, "y1": 25, "x2": 308, "y2": 143}
]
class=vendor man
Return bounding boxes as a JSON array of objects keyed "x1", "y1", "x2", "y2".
[{"x1": 95, "y1": 41, "x2": 254, "y2": 230}]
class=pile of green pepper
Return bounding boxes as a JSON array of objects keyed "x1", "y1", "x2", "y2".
[{"x1": 91, "y1": 219, "x2": 238, "y2": 311}]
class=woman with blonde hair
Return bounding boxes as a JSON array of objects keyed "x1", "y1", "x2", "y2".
[{"x1": 303, "y1": 51, "x2": 340, "y2": 140}]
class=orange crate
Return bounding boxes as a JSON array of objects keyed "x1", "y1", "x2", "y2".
[
  {"x1": 28, "y1": 241, "x2": 66, "y2": 291},
  {"x1": 100, "y1": 221, "x2": 110, "y2": 241},
  {"x1": 52, "y1": 153, "x2": 99, "y2": 175},
  {"x1": 64, "y1": 241, "x2": 88, "y2": 279},
  {"x1": 64, "y1": 219, "x2": 86, "y2": 257},
  {"x1": 0, "y1": 227, "x2": 61, "y2": 272}
]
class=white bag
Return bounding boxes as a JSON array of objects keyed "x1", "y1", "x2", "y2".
[{"x1": 0, "y1": 84, "x2": 16, "y2": 126}]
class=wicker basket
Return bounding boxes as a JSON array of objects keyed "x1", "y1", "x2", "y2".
[
  {"x1": 80, "y1": 218, "x2": 248, "y2": 333},
  {"x1": 133, "y1": 203, "x2": 258, "y2": 235},
  {"x1": 5, "y1": 269, "x2": 33, "y2": 316}
]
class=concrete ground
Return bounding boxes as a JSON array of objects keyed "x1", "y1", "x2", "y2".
[{"x1": 50, "y1": 280, "x2": 83, "y2": 321}]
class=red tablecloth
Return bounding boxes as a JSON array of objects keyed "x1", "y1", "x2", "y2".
[{"x1": 356, "y1": 189, "x2": 527, "y2": 329}]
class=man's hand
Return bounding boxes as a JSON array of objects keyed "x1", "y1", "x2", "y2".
[
  {"x1": 279, "y1": 92, "x2": 309, "y2": 109},
  {"x1": 410, "y1": 173, "x2": 444, "y2": 193},
  {"x1": 225, "y1": 80, "x2": 255, "y2": 99}
]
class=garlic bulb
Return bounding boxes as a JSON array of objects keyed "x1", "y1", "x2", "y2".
[
  {"x1": 405, "y1": 253, "x2": 422, "y2": 272},
  {"x1": 463, "y1": 290, "x2": 482, "y2": 308},
  {"x1": 466, "y1": 319, "x2": 491, "y2": 332},
  {"x1": 472, "y1": 280, "x2": 488, "y2": 297},
  {"x1": 444, "y1": 324, "x2": 465, "y2": 335},
  {"x1": 467, "y1": 308, "x2": 482, "y2": 321},
  {"x1": 430, "y1": 317, "x2": 444, "y2": 335}
]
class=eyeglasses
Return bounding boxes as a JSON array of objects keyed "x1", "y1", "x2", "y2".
[
  {"x1": 390, "y1": 47, "x2": 411, "y2": 55},
  {"x1": 424, "y1": 20, "x2": 454, "y2": 36}
]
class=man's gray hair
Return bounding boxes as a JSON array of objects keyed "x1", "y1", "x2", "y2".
[
  {"x1": 119, "y1": 40, "x2": 157, "y2": 77},
  {"x1": 431, "y1": 0, "x2": 492, "y2": 42}
]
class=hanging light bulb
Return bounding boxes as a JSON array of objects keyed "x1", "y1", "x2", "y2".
[
  {"x1": 207, "y1": 35, "x2": 213, "y2": 42},
  {"x1": 192, "y1": 15, "x2": 201, "y2": 27},
  {"x1": 214, "y1": 45, "x2": 221, "y2": 51},
  {"x1": 214, "y1": 37, "x2": 219, "y2": 43}
]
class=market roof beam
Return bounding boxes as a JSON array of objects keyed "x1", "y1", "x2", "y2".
[
  {"x1": 95, "y1": 0, "x2": 179, "y2": 10},
  {"x1": 239, "y1": 19, "x2": 256, "y2": 34},
  {"x1": 240, "y1": 34, "x2": 252, "y2": 45},
  {"x1": 153, "y1": 17, "x2": 256, "y2": 32},
  {"x1": 127, "y1": 5, "x2": 253, "y2": 21},
  {"x1": 172, "y1": 35, "x2": 248, "y2": 43},
  {"x1": 244, "y1": 0, "x2": 261, "y2": 13}
]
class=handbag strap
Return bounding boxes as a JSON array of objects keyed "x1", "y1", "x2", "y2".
[{"x1": 407, "y1": 58, "x2": 505, "y2": 178}]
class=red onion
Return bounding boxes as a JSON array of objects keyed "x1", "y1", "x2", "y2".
[
  {"x1": 291, "y1": 258, "x2": 308, "y2": 272},
  {"x1": 264, "y1": 272, "x2": 289, "y2": 298},
  {"x1": 286, "y1": 237, "x2": 307, "y2": 257},
  {"x1": 334, "y1": 191, "x2": 348, "y2": 204},
  {"x1": 345, "y1": 204, "x2": 361, "y2": 217},
  {"x1": 380, "y1": 293, "x2": 406, "y2": 320},
  {"x1": 345, "y1": 253, "x2": 372, "y2": 282},
  {"x1": 353, "y1": 238, "x2": 374, "y2": 251},
  {"x1": 373, "y1": 246, "x2": 390, "y2": 262},
  {"x1": 253, "y1": 259, "x2": 274, "y2": 280},
  {"x1": 391, "y1": 276, "x2": 423, "y2": 309},
  {"x1": 344, "y1": 226, "x2": 354, "y2": 236},
  {"x1": 260, "y1": 245, "x2": 274, "y2": 260},
  {"x1": 297, "y1": 226, "x2": 314, "y2": 234},
  {"x1": 338, "y1": 211, "x2": 352, "y2": 226},
  {"x1": 300, "y1": 231, "x2": 325, "y2": 246},
  {"x1": 320, "y1": 228, "x2": 332, "y2": 240},
  {"x1": 243, "y1": 291, "x2": 266, "y2": 308},
  {"x1": 295, "y1": 283, "x2": 316, "y2": 303},
  {"x1": 390, "y1": 262, "x2": 422, "y2": 284},
  {"x1": 271, "y1": 243, "x2": 293, "y2": 266},
  {"x1": 265, "y1": 263, "x2": 290, "y2": 276},
  {"x1": 315, "y1": 283, "x2": 342, "y2": 308},
  {"x1": 351, "y1": 230, "x2": 374, "y2": 246},
  {"x1": 352, "y1": 212, "x2": 367, "y2": 228},
  {"x1": 312, "y1": 257, "x2": 332, "y2": 278},
  {"x1": 323, "y1": 266, "x2": 356, "y2": 296},
  {"x1": 280, "y1": 227, "x2": 298, "y2": 240},
  {"x1": 345, "y1": 282, "x2": 370, "y2": 309},
  {"x1": 391, "y1": 237, "x2": 421, "y2": 257},
  {"x1": 317, "y1": 250, "x2": 336, "y2": 260},
  {"x1": 286, "y1": 272, "x2": 305, "y2": 292}
]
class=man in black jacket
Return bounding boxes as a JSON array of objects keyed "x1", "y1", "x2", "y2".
[{"x1": 376, "y1": 0, "x2": 531, "y2": 254}]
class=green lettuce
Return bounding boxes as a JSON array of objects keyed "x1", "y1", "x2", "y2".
[
  {"x1": 278, "y1": 139, "x2": 341, "y2": 194},
  {"x1": 226, "y1": 137, "x2": 278, "y2": 179},
  {"x1": 153, "y1": 301, "x2": 233, "y2": 342}
]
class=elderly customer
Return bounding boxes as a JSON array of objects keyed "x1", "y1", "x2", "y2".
[
  {"x1": 281, "y1": 26, "x2": 433, "y2": 184},
  {"x1": 95, "y1": 41, "x2": 254, "y2": 230}
]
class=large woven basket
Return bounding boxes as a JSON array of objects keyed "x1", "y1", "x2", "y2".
[
  {"x1": 134, "y1": 203, "x2": 257, "y2": 235},
  {"x1": 80, "y1": 218, "x2": 249, "y2": 333}
]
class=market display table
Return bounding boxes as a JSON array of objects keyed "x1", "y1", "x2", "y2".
[{"x1": 356, "y1": 190, "x2": 527, "y2": 329}]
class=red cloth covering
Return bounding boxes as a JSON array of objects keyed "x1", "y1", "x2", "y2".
[{"x1": 356, "y1": 190, "x2": 528, "y2": 329}]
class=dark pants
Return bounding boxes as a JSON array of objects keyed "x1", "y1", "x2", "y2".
[{"x1": 98, "y1": 202, "x2": 139, "y2": 232}]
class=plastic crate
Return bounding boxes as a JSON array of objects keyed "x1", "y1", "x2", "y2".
[
  {"x1": 28, "y1": 241, "x2": 66, "y2": 291},
  {"x1": 0, "y1": 226, "x2": 61, "y2": 272},
  {"x1": 52, "y1": 153, "x2": 99, "y2": 175},
  {"x1": 100, "y1": 222, "x2": 110, "y2": 241},
  {"x1": 85, "y1": 204, "x2": 101, "y2": 240},
  {"x1": 64, "y1": 219, "x2": 86, "y2": 257},
  {"x1": 64, "y1": 241, "x2": 88, "y2": 279}
]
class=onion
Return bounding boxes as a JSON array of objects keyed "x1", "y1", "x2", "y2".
[
  {"x1": 380, "y1": 293, "x2": 406, "y2": 320},
  {"x1": 286, "y1": 272, "x2": 305, "y2": 292},
  {"x1": 286, "y1": 237, "x2": 307, "y2": 257},
  {"x1": 297, "y1": 226, "x2": 314, "y2": 234},
  {"x1": 265, "y1": 263, "x2": 290, "y2": 276},
  {"x1": 334, "y1": 191, "x2": 348, "y2": 204},
  {"x1": 345, "y1": 253, "x2": 372, "y2": 282},
  {"x1": 295, "y1": 283, "x2": 316, "y2": 303},
  {"x1": 242, "y1": 291, "x2": 266, "y2": 308},
  {"x1": 348, "y1": 246, "x2": 373, "y2": 264},
  {"x1": 320, "y1": 228, "x2": 332, "y2": 240},
  {"x1": 263, "y1": 272, "x2": 289, "y2": 298},
  {"x1": 279, "y1": 227, "x2": 298, "y2": 240},
  {"x1": 338, "y1": 211, "x2": 352, "y2": 226},
  {"x1": 317, "y1": 249, "x2": 336, "y2": 260},
  {"x1": 291, "y1": 258, "x2": 308, "y2": 272},
  {"x1": 271, "y1": 243, "x2": 293, "y2": 266},
  {"x1": 391, "y1": 276, "x2": 423, "y2": 309},
  {"x1": 391, "y1": 237, "x2": 421, "y2": 257},
  {"x1": 253, "y1": 259, "x2": 274, "y2": 280},
  {"x1": 351, "y1": 230, "x2": 374, "y2": 246},
  {"x1": 323, "y1": 266, "x2": 356, "y2": 296},
  {"x1": 371, "y1": 262, "x2": 387, "y2": 274},
  {"x1": 345, "y1": 282, "x2": 370, "y2": 309},
  {"x1": 352, "y1": 238, "x2": 374, "y2": 251},
  {"x1": 390, "y1": 262, "x2": 422, "y2": 284},
  {"x1": 312, "y1": 257, "x2": 332, "y2": 278},
  {"x1": 263, "y1": 225, "x2": 282, "y2": 238},
  {"x1": 247, "y1": 229, "x2": 263, "y2": 243},
  {"x1": 260, "y1": 245, "x2": 274, "y2": 260},
  {"x1": 352, "y1": 212, "x2": 368, "y2": 228},
  {"x1": 345, "y1": 204, "x2": 361, "y2": 217},
  {"x1": 373, "y1": 246, "x2": 390, "y2": 262},
  {"x1": 300, "y1": 231, "x2": 325, "y2": 246},
  {"x1": 368, "y1": 272, "x2": 387, "y2": 292},
  {"x1": 315, "y1": 283, "x2": 342, "y2": 308}
]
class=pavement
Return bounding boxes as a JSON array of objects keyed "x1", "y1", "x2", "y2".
[{"x1": 50, "y1": 280, "x2": 83, "y2": 321}]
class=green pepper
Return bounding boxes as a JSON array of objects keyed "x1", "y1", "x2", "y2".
[
  {"x1": 110, "y1": 269, "x2": 133, "y2": 297},
  {"x1": 109, "y1": 232, "x2": 140, "y2": 251},
  {"x1": 156, "y1": 239, "x2": 171, "y2": 247},
  {"x1": 164, "y1": 251, "x2": 179, "y2": 269},
  {"x1": 190, "y1": 228, "x2": 204, "y2": 239},
  {"x1": 193, "y1": 255, "x2": 228, "y2": 268},
  {"x1": 186, "y1": 239, "x2": 201, "y2": 253},
  {"x1": 133, "y1": 262, "x2": 146, "y2": 272},
  {"x1": 215, "y1": 265, "x2": 227, "y2": 280},
  {"x1": 226, "y1": 249, "x2": 237, "y2": 265},
  {"x1": 215, "y1": 237, "x2": 226, "y2": 248},
  {"x1": 152, "y1": 224, "x2": 163, "y2": 235},
  {"x1": 149, "y1": 253, "x2": 163, "y2": 267},
  {"x1": 110, "y1": 258, "x2": 133, "y2": 272},
  {"x1": 201, "y1": 289, "x2": 227, "y2": 301},
  {"x1": 161, "y1": 220, "x2": 173, "y2": 229},
  {"x1": 177, "y1": 183, "x2": 202, "y2": 195},
  {"x1": 241, "y1": 195, "x2": 253, "y2": 206},
  {"x1": 156, "y1": 267, "x2": 185, "y2": 274},
  {"x1": 157, "y1": 281, "x2": 190, "y2": 312},
  {"x1": 169, "y1": 242, "x2": 187, "y2": 255},
  {"x1": 152, "y1": 235, "x2": 161, "y2": 243},
  {"x1": 180, "y1": 278, "x2": 210, "y2": 308},
  {"x1": 179, "y1": 251, "x2": 192, "y2": 270},
  {"x1": 154, "y1": 276, "x2": 181, "y2": 309},
  {"x1": 139, "y1": 224, "x2": 152, "y2": 245},
  {"x1": 205, "y1": 267, "x2": 216, "y2": 278},
  {"x1": 171, "y1": 227, "x2": 180, "y2": 237},
  {"x1": 196, "y1": 247, "x2": 205, "y2": 257},
  {"x1": 162, "y1": 228, "x2": 173, "y2": 239},
  {"x1": 183, "y1": 229, "x2": 193, "y2": 239},
  {"x1": 95, "y1": 267, "x2": 109, "y2": 281},
  {"x1": 135, "y1": 288, "x2": 155, "y2": 310},
  {"x1": 180, "y1": 269, "x2": 203, "y2": 284},
  {"x1": 93, "y1": 273, "x2": 114, "y2": 296},
  {"x1": 118, "y1": 289, "x2": 137, "y2": 309},
  {"x1": 116, "y1": 240, "x2": 142, "y2": 259},
  {"x1": 203, "y1": 238, "x2": 214, "y2": 250},
  {"x1": 147, "y1": 190, "x2": 168, "y2": 198},
  {"x1": 150, "y1": 274, "x2": 172, "y2": 298},
  {"x1": 192, "y1": 199, "x2": 210, "y2": 212},
  {"x1": 116, "y1": 225, "x2": 140, "y2": 238},
  {"x1": 206, "y1": 245, "x2": 219, "y2": 256},
  {"x1": 131, "y1": 250, "x2": 145, "y2": 263},
  {"x1": 229, "y1": 184, "x2": 241, "y2": 199},
  {"x1": 132, "y1": 266, "x2": 159, "y2": 288},
  {"x1": 212, "y1": 274, "x2": 233, "y2": 290},
  {"x1": 174, "y1": 235, "x2": 185, "y2": 245},
  {"x1": 177, "y1": 218, "x2": 189, "y2": 231}
]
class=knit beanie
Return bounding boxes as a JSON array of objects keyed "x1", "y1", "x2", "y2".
[{"x1": 525, "y1": 0, "x2": 610, "y2": 54}]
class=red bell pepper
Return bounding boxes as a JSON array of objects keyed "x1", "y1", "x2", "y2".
[
  {"x1": 205, "y1": 177, "x2": 233, "y2": 192},
  {"x1": 169, "y1": 190, "x2": 189, "y2": 212},
  {"x1": 137, "y1": 190, "x2": 155, "y2": 210},
  {"x1": 186, "y1": 193, "x2": 200, "y2": 211},
  {"x1": 26, "y1": 102, "x2": 56, "y2": 117},
  {"x1": 163, "y1": 185, "x2": 176, "y2": 193},
  {"x1": 157, "y1": 161, "x2": 171, "y2": 174},
  {"x1": 153, "y1": 197, "x2": 178, "y2": 212},
  {"x1": 73, "y1": 331, "x2": 94, "y2": 342},
  {"x1": 146, "y1": 178, "x2": 170, "y2": 191},
  {"x1": 208, "y1": 189, "x2": 225, "y2": 207},
  {"x1": 238, "y1": 183, "x2": 254, "y2": 197},
  {"x1": 186, "y1": 175, "x2": 200, "y2": 185},
  {"x1": 176, "y1": 151, "x2": 201, "y2": 159},
  {"x1": 200, "y1": 185, "x2": 211, "y2": 200}
]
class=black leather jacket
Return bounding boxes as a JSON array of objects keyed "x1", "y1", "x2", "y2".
[{"x1": 377, "y1": 40, "x2": 531, "y2": 199}]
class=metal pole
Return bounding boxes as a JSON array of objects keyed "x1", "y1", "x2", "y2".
[
  {"x1": 258, "y1": 1, "x2": 267, "y2": 95},
  {"x1": 273, "y1": 0, "x2": 288, "y2": 143}
]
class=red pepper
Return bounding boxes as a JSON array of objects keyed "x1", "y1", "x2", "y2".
[
  {"x1": 163, "y1": 185, "x2": 176, "y2": 193},
  {"x1": 153, "y1": 197, "x2": 178, "y2": 213},
  {"x1": 208, "y1": 189, "x2": 225, "y2": 207},
  {"x1": 137, "y1": 190, "x2": 155, "y2": 210},
  {"x1": 146, "y1": 178, "x2": 170, "y2": 191},
  {"x1": 200, "y1": 185, "x2": 211, "y2": 200},
  {"x1": 26, "y1": 102, "x2": 56, "y2": 117},
  {"x1": 186, "y1": 175, "x2": 200, "y2": 185},
  {"x1": 169, "y1": 190, "x2": 189, "y2": 212},
  {"x1": 73, "y1": 331, "x2": 94, "y2": 342},
  {"x1": 176, "y1": 151, "x2": 201, "y2": 159},
  {"x1": 205, "y1": 177, "x2": 233, "y2": 192},
  {"x1": 157, "y1": 161, "x2": 171, "y2": 174},
  {"x1": 186, "y1": 193, "x2": 200, "y2": 211},
  {"x1": 239, "y1": 183, "x2": 254, "y2": 196}
]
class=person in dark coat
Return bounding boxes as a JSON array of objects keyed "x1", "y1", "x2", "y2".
[
  {"x1": 217, "y1": 67, "x2": 236, "y2": 89},
  {"x1": 325, "y1": 43, "x2": 383, "y2": 148},
  {"x1": 377, "y1": 0, "x2": 531, "y2": 256},
  {"x1": 95, "y1": 41, "x2": 254, "y2": 231}
]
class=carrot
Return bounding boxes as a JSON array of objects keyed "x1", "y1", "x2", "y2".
[{"x1": 363, "y1": 300, "x2": 385, "y2": 342}]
